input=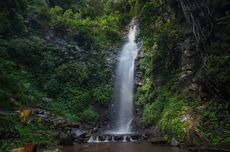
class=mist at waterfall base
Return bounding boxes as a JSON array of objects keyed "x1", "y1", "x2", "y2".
[{"x1": 106, "y1": 19, "x2": 140, "y2": 134}]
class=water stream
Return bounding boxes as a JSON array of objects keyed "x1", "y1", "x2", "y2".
[
  {"x1": 88, "y1": 19, "x2": 140, "y2": 143},
  {"x1": 62, "y1": 143, "x2": 190, "y2": 152},
  {"x1": 110, "y1": 18, "x2": 139, "y2": 134}
]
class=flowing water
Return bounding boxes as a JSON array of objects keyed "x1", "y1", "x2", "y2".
[
  {"x1": 109, "y1": 18, "x2": 139, "y2": 134},
  {"x1": 62, "y1": 143, "x2": 190, "y2": 152}
]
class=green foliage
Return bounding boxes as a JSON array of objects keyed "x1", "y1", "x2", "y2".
[
  {"x1": 206, "y1": 55, "x2": 230, "y2": 81},
  {"x1": 143, "y1": 101, "x2": 164, "y2": 124},
  {"x1": 26, "y1": 0, "x2": 51, "y2": 27},
  {"x1": 51, "y1": 7, "x2": 93, "y2": 35},
  {"x1": 136, "y1": 78, "x2": 153, "y2": 105},
  {"x1": 49, "y1": 101, "x2": 80, "y2": 122},
  {"x1": 0, "y1": 1, "x2": 131, "y2": 148},
  {"x1": 195, "y1": 102, "x2": 230, "y2": 145},
  {"x1": 48, "y1": 0, "x2": 75, "y2": 8},
  {"x1": 135, "y1": 44, "x2": 158, "y2": 105},
  {"x1": 55, "y1": 61, "x2": 89, "y2": 84},
  {"x1": 92, "y1": 84, "x2": 112, "y2": 105},
  {"x1": 137, "y1": 0, "x2": 230, "y2": 146},
  {"x1": 142, "y1": 82, "x2": 202, "y2": 141},
  {"x1": 0, "y1": 0, "x2": 27, "y2": 34},
  {"x1": 0, "y1": 9, "x2": 11, "y2": 33},
  {"x1": 0, "y1": 59, "x2": 21, "y2": 104},
  {"x1": 0, "y1": 139, "x2": 13, "y2": 152},
  {"x1": 128, "y1": 0, "x2": 142, "y2": 16},
  {"x1": 0, "y1": 115, "x2": 18, "y2": 151},
  {"x1": 139, "y1": 1, "x2": 160, "y2": 34},
  {"x1": 14, "y1": 124, "x2": 57, "y2": 146},
  {"x1": 81, "y1": 108, "x2": 98, "y2": 122},
  {"x1": 4, "y1": 37, "x2": 45, "y2": 67},
  {"x1": 158, "y1": 94, "x2": 191, "y2": 140},
  {"x1": 0, "y1": 0, "x2": 229, "y2": 147},
  {"x1": 0, "y1": 115, "x2": 57, "y2": 151},
  {"x1": 0, "y1": 58, "x2": 43, "y2": 110},
  {"x1": 57, "y1": 87, "x2": 90, "y2": 113}
]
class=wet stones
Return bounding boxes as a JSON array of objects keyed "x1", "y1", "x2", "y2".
[
  {"x1": 70, "y1": 128, "x2": 87, "y2": 139},
  {"x1": 114, "y1": 135, "x2": 123, "y2": 141},
  {"x1": 142, "y1": 133, "x2": 150, "y2": 140},
  {"x1": 88, "y1": 134, "x2": 142, "y2": 143},
  {"x1": 99, "y1": 135, "x2": 106, "y2": 141},
  {"x1": 126, "y1": 136, "x2": 131, "y2": 141},
  {"x1": 60, "y1": 127, "x2": 90, "y2": 144},
  {"x1": 130, "y1": 134, "x2": 140, "y2": 141}
]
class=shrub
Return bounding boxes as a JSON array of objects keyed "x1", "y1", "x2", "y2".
[
  {"x1": 92, "y1": 84, "x2": 112, "y2": 105},
  {"x1": 143, "y1": 101, "x2": 164, "y2": 124},
  {"x1": 81, "y1": 108, "x2": 98, "y2": 122},
  {"x1": 55, "y1": 61, "x2": 89, "y2": 85}
]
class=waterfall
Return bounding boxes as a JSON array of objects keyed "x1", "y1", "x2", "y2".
[{"x1": 110, "y1": 18, "x2": 140, "y2": 134}]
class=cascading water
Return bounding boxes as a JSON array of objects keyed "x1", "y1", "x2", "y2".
[
  {"x1": 111, "y1": 18, "x2": 140, "y2": 134},
  {"x1": 88, "y1": 19, "x2": 140, "y2": 143}
]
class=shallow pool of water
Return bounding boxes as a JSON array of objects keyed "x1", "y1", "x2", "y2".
[{"x1": 61, "y1": 143, "x2": 189, "y2": 152}]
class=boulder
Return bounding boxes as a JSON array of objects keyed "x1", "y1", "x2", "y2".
[
  {"x1": 52, "y1": 116, "x2": 66, "y2": 127},
  {"x1": 91, "y1": 127, "x2": 98, "y2": 133},
  {"x1": 126, "y1": 136, "x2": 131, "y2": 141},
  {"x1": 142, "y1": 133, "x2": 150, "y2": 140},
  {"x1": 130, "y1": 135, "x2": 140, "y2": 141},
  {"x1": 114, "y1": 135, "x2": 123, "y2": 141},
  {"x1": 99, "y1": 135, "x2": 106, "y2": 141},
  {"x1": 105, "y1": 135, "x2": 112, "y2": 141},
  {"x1": 71, "y1": 128, "x2": 87, "y2": 138}
]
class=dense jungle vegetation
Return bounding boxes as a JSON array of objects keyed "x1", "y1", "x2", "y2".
[
  {"x1": 0, "y1": 0, "x2": 132, "y2": 150},
  {"x1": 135, "y1": 0, "x2": 230, "y2": 145},
  {"x1": 0, "y1": 0, "x2": 229, "y2": 151}
]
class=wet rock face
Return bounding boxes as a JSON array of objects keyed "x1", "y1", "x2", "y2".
[
  {"x1": 180, "y1": 0, "x2": 213, "y2": 44},
  {"x1": 178, "y1": 0, "x2": 230, "y2": 100},
  {"x1": 180, "y1": 34, "x2": 198, "y2": 77},
  {"x1": 141, "y1": 127, "x2": 164, "y2": 141},
  {"x1": 178, "y1": 33, "x2": 202, "y2": 98},
  {"x1": 134, "y1": 50, "x2": 144, "y2": 88}
]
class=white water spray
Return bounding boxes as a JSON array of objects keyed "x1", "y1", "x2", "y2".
[{"x1": 111, "y1": 19, "x2": 139, "y2": 134}]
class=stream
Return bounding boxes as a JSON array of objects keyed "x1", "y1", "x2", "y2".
[{"x1": 61, "y1": 143, "x2": 189, "y2": 152}]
